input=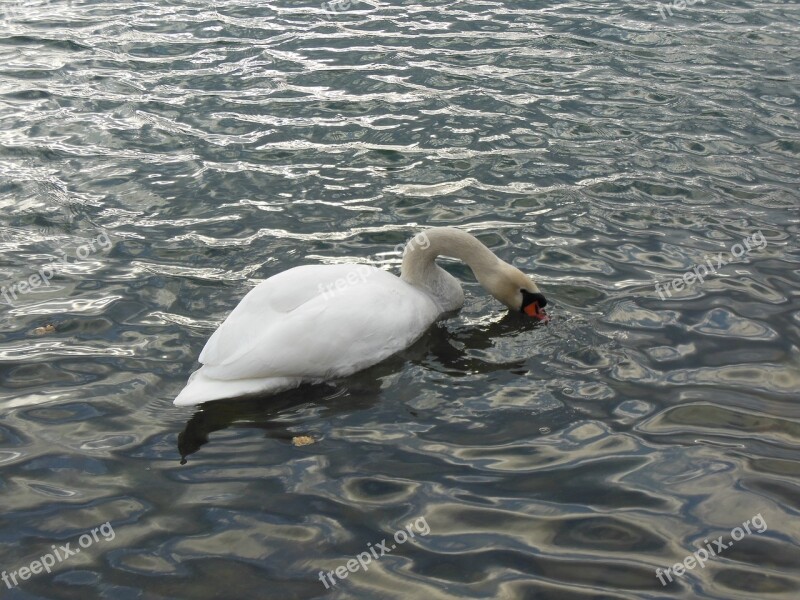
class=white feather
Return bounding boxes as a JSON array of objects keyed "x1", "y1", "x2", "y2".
[{"x1": 174, "y1": 265, "x2": 439, "y2": 406}]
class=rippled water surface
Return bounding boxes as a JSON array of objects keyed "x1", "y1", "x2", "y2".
[{"x1": 1, "y1": 0, "x2": 799, "y2": 598}]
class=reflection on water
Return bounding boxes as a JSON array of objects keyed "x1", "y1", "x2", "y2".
[
  {"x1": 1, "y1": 0, "x2": 799, "y2": 598},
  {"x1": 177, "y1": 376, "x2": 384, "y2": 464}
]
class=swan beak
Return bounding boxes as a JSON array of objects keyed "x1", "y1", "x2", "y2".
[{"x1": 523, "y1": 302, "x2": 549, "y2": 322}]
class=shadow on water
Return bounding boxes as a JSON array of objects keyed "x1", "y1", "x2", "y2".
[
  {"x1": 177, "y1": 378, "x2": 383, "y2": 464},
  {"x1": 427, "y1": 308, "x2": 553, "y2": 372},
  {"x1": 177, "y1": 309, "x2": 551, "y2": 463}
]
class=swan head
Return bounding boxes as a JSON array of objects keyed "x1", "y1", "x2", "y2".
[
  {"x1": 400, "y1": 227, "x2": 548, "y2": 320},
  {"x1": 489, "y1": 263, "x2": 548, "y2": 321}
]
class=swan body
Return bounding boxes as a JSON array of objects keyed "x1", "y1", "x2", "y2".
[{"x1": 174, "y1": 227, "x2": 546, "y2": 406}]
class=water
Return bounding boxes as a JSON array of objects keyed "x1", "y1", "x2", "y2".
[{"x1": 1, "y1": 1, "x2": 799, "y2": 598}]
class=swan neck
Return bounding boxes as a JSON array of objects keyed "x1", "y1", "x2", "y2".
[{"x1": 400, "y1": 228, "x2": 500, "y2": 291}]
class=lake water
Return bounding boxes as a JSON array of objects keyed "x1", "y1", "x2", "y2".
[{"x1": 1, "y1": 1, "x2": 799, "y2": 598}]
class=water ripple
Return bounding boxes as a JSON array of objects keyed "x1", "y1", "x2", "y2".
[{"x1": 1, "y1": 0, "x2": 799, "y2": 598}]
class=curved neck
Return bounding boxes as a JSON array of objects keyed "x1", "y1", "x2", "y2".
[{"x1": 400, "y1": 228, "x2": 502, "y2": 308}]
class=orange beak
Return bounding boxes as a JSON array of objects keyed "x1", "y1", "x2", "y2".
[{"x1": 524, "y1": 302, "x2": 549, "y2": 322}]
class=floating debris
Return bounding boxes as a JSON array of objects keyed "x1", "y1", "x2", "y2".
[
  {"x1": 32, "y1": 324, "x2": 57, "y2": 336},
  {"x1": 292, "y1": 436, "x2": 315, "y2": 447}
]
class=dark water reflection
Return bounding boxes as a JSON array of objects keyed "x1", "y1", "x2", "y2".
[{"x1": 1, "y1": 0, "x2": 799, "y2": 598}]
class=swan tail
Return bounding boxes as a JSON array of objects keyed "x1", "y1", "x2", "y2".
[{"x1": 173, "y1": 368, "x2": 302, "y2": 406}]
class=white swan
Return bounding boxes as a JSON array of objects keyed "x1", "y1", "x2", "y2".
[{"x1": 174, "y1": 227, "x2": 548, "y2": 406}]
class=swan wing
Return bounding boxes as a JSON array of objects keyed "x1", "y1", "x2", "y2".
[{"x1": 197, "y1": 265, "x2": 438, "y2": 381}]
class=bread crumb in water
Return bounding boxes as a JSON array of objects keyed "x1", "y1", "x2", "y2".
[{"x1": 292, "y1": 436, "x2": 315, "y2": 447}]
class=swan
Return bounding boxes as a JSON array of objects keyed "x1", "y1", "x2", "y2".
[{"x1": 174, "y1": 227, "x2": 548, "y2": 406}]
